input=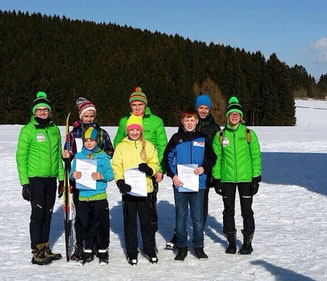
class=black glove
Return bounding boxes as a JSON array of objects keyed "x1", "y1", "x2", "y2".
[
  {"x1": 117, "y1": 179, "x2": 132, "y2": 194},
  {"x1": 138, "y1": 163, "x2": 153, "y2": 177},
  {"x1": 251, "y1": 176, "x2": 261, "y2": 196},
  {"x1": 22, "y1": 184, "x2": 31, "y2": 201},
  {"x1": 213, "y1": 179, "x2": 224, "y2": 196},
  {"x1": 58, "y1": 181, "x2": 64, "y2": 198}
]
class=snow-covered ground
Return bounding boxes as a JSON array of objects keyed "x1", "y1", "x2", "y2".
[{"x1": 0, "y1": 99, "x2": 326, "y2": 281}]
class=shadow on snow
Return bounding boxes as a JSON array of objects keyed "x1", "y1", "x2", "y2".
[
  {"x1": 262, "y1": 152, "x2": 327, "y2": 196},
  {"x1": 251, "y1": 260, "x2": 316, "y2": 281}
]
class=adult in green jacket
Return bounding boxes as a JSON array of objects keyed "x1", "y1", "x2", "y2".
[
  {"x1": 212, "y1": 97, "x2": 261, "y2": 255},
  {"x1": 114, "y1": 87, "x2": 167, "y2": 240},
  {"x1": 16, "y1": 92, "x2": 64, "y2": 265}
]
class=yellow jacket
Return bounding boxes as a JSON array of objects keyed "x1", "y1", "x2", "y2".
[{"x1": 112, "y1": 137, "x2": 159, "y2": 193}]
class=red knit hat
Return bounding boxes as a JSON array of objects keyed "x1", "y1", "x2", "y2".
[{"x1": 76, "y1": 97, "x2": 96, "y2": 119}]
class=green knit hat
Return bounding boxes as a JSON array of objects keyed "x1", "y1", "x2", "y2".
[
  {"x1": 129, "y1": 87, "x2": 148, "y2": 105},
  {"x1": 225, "y1": 96, "x2": 243, "y2": 118},
  {"x1": 32, "y1": 92, "x2": 51, "y2": 113}
]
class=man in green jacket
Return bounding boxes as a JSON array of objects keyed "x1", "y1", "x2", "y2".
[
  {"x1": 114, "y1": 87, "x2": 167, "y2": 247},
  {"x1": 16, "y1": 92, "x2": 64, "y2": 265},
  {"x1": 212, "y1": 97, "x2": 261, "y2": 255}
]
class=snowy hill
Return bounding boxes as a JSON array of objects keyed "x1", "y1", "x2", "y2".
[{"x1": 0, "y1": 99, "x2": 326, "y2": 281}]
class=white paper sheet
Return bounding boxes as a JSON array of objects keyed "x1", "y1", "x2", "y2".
[
  {"x1": 75, "y1": 138, "x2": 83, "y2": 153},
  {"x1": 124, "y1": 168, "x2": 147, "y2": 197},
  {"x1": 177, "y1": 164, "x2": 199, "y2": 192},
  {"x1": 75, "y1": 159, "x2": 97, "y2": 190}
]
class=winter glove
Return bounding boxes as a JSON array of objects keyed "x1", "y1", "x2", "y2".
[
  {"x1": 138, "y1": 163, "x2": 153, "y2": 177},
  {"x1": 213, "y1": 179, "x2": 224, "y2": 196},
  {"x1": 116, "y1": 179, "x2": 132, "y2": 194},
  {"x1": 58, "y1": 181, "x2": 64, "y2": 198},
  {"x1": 22, "y1": 184, "x2": 31, "y2": 201},
  {"x1": 251, "y1": 176, "x2": 261, "y2": 196}
]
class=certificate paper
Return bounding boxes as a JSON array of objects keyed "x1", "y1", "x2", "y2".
[
  {"x1": 177, "y1": 164, "x2": 199, "y2": 192},
  {"x1": 124, "y1": 168, "x2": 147, "y2": 197},
  {"x1": 75, "y1": 159, "x2": 97, "y2": 190}
]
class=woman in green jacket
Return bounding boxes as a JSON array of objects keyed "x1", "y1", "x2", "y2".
[
  {"x1": 212, "y1": 97, "x2": 261, "y2": 255},
  {"x1": 16, "y1": 92, "x2": 64, "y2": 265}
]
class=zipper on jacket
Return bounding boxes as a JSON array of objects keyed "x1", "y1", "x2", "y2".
[
  {"x1": 233, "y1": 132, "x2": 237, "y2": 182},
  {"x1": 46, "y1": 127, "x2": 53, "y2": 176}
]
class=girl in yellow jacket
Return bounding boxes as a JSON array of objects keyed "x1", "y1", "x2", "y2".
[{"x1": 112, "y1": 114, "x2": 159, "y2": 266}]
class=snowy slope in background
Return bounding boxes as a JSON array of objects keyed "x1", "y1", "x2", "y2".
[{"x1": 0, "y1": 99, "x2": 326, "y2": 281}]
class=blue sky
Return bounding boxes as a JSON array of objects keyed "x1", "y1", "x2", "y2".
[{"x1": 1, "y1": 0, "x2": 326, "y2": 79}]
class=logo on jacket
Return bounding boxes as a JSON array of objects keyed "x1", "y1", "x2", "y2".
[{"x1": 193, "y1": 141, "x2": 204, "y2": 147}]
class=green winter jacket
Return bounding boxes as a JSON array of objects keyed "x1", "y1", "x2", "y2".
[
  {"x1": 16, "y1": 116, "x2": 64, "y2": 185},
  {"x1": 113, "y1": 106, "x2": 167, "y2": 172},
  {"x1": 212, "y1": 123, "x2": 261, "y2": 183}
]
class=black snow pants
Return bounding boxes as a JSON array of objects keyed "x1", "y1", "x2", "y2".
[
  {"x1": 29, "y1": 177, "x2": 57, "y2": 249},
  {"x1": 222, "y1": 182, "x2": 255, "y2": 233}
]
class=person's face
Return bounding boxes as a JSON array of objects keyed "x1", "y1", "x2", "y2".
[
  {"x1": 228, "y1": 112, "x2": 241, "y2": 126},
  {"x1": 130, "y1": 101, "x2": 146, "y2": 116},
  {"x1": 196, "y1": 105, "x2": 210, "y2": 119},
  {"x1": 34, "y1": 107, "x2": 50, "y2": 119},
  {"x1": 84, "y1": 138, "x2": 96, "y2": 150},
  {"x1": 128, "y1": 128, "x2": 142, "y2": 140},
  {"x1": 81, "y1": 110, "x2": 95, "y2": 124},
  {"x1": 181, "y1": 115, "x2": 198, "y2": 132}
]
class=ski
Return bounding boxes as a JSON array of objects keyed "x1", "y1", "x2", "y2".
[{"x1": 63, "y1": 112, "x2": 75, "y2": 262}]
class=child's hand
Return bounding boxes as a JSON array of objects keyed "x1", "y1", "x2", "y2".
[
  {"x1": 173, "y1": 175, "x2": 183, "y2": 187},
  {"x1": 194, "y1": 167, "x2": 204, "y2": 175},
  {"x1": 92, "y1": 172, "x2": 103, "y2": 180},
  {"x1": 72, "y1": 171, "x2": 82, "y2": 179},
  {"x1": 62, "y1": 150, "x2": 70, "y2": 159}
]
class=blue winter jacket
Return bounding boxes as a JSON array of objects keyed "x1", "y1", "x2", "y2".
[
  {"x1": 70, "y1": 146, "x2": 114, "y2": 200},
  {"x1": 164, "y1": 130, "x2": 216, "y2": 190}
]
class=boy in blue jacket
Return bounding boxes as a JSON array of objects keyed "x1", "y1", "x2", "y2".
[
  {"x1": 164, "y1": 108, "x2": 216, "y2": 261},
  {"x1": 70, "y1": 127, "x2": 114, "y2": 265}
]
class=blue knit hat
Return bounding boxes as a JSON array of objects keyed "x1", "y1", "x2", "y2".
[{"x1": 195, "y1": 94, "x2": 212, "y2": 109}]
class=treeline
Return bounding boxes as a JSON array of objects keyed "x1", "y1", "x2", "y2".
[{"x1": 0, "y1": 10, "x2": 326, "y2": 126}]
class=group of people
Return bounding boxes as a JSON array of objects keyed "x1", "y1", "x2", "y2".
[{"x1": 16, "y1": 87, "x2": 262, "y2": 266}]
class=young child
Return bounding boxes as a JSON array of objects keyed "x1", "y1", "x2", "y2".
[
  {"x1": 164, "y1": 108, "x2": 216, "y2": 261},
  {"x1": 111, "y1": 114, "x2": 159, "y2": 266},
  {"x1": 70, "y1": 127, "x2": 113, "y2": 265}
]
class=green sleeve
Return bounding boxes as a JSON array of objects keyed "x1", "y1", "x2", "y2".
[
  {"x1": 155, "y1": 119, "x2": 167, "y2": 173},
  {"x1": 16, "y1": 126, "x2": 30, "y2": 185},
  {"x1": 211, "y1": 132, "x2": 222, "y2": 179},
  {"x1": 57, "y1": 129, "x2": 64, "y2": 181},
  {"x1": 249, "y1": 130, "x2": 261, "y2": 178},
  {"x1": 113, "y1": 117, "x2": 127, "y2": 148}
]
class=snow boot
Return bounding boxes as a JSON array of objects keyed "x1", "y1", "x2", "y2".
[
  {"x1": 144, "y1": 249, "x2": 158, "y2": 264},
  {"x1": 225, "y1": 231, "x2": 237, "y2": 254},
  {"x1": 239, "y1": 230, "x2": 254, "y2": 255},
  {"x1": 174, "y1": 247, "x2": 188, "y2": 261},
  {"x1": 31, "y1": 243, "x2": 52, "y2": 265},
  {"x1": 127, "y1": 253, "x2": 138, "y2": 266},
  {"x1": 43, "y1": 242, "x2": 62, "y2": 260},
  {"x1": 165, "y1": 232, "x2": 177, "y2": 250},
  {"x1": 78, "y1": 249, "x2": 94, "y2": 265},
  {"x1": 98, "y1": 249, "x2": 109, "y2": 265},
  {"x1": 194, "y1": 247, "x2": 208, "y2": 260},
  {"x1": 71, "y1": 243, "x2": 83, "y2": 261}
]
